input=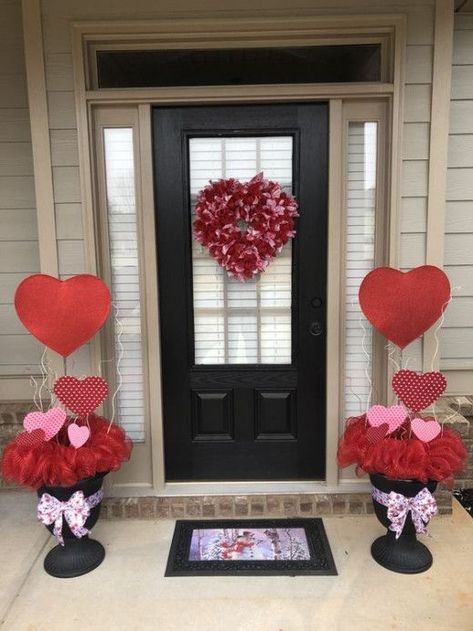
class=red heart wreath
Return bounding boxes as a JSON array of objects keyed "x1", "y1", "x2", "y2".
[{"x1": 193, "y1": 172, "x2": 299, "y2": 281}]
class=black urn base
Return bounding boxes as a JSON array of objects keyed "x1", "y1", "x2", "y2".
[
  {"x1": 37, "y1": 472, "x2": 107, "y2": 579},
  {"x1": 369, "y1": 473, "x2": 437, "y2": 574},
  {"x1": 371, "y1": 531, "x2": 433, "y2": 574},
  {"x1": 44, "y1": 537, "x2": 105, "y2": 579}
]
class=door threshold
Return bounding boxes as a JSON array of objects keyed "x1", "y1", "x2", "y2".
[
  {"x1": 109, "y1": 479, "x2": 372, "y2": 497},
  {"x1": 162, "y1": 480, "x2": 371, "y2": 496}
]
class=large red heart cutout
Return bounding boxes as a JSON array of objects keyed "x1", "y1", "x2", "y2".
[
  {"x1": 54, "y1": 376, "x2": 109, "y2": 416},
  {"x1": 359, "y1": 266, "x2": 450, "y2": 348},
  {"x1": 14, "y1": 274, "x2": 111, "y2": 357},
  {"x1": 392, "y1": 369, "x2": 447, "y2": 412}
]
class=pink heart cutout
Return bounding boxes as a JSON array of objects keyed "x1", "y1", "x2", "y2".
[
  {"x1": 23, "y1": 408, "x2": 66, "y2": 441},
  {"x1": 68, "y1": 423, "x2": 90, "y2": 448},
  {"x1": 367, "y1": 405, "x2": 407, "y2": 434},
  {"x1": 411, "y1": 417, "x2": 441, "y2": 443}
]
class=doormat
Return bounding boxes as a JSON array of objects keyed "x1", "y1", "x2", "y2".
[{"x1": 165, "y1": 518, "x2": 337, "y2": 576}]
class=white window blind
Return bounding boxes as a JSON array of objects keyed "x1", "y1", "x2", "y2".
[
  {"x1": 189, "y1": 137, "x2": 293, "y2": 365},
  {"x1": 344, "y1": 122, "x2": 377, "y2": 418},
  {"x1": 103, "y1": 128, "x2": 145, "y2": 441}
]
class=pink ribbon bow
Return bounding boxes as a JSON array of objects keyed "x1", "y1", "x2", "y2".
[
  {"x1": 372, "y1": 487, "x2": 438, "y2": 540},
  {"x1": 37, "y1": 489, "x2": 103, "y2": 546}
]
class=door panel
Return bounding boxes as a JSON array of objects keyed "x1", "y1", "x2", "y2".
[{"x1": 153, "y1": 103, "x2": 328, "y2": 481}]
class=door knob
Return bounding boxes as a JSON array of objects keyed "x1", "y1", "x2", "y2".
[{"x1": 309, "y1": 321, "x2": 323, "y2": 337}]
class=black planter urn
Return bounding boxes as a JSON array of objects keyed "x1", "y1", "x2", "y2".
[
  {"x1": 369, "y1": 473, "x2": 438, "y2": 574},
  {"x1": 36, "y1": 472, "x2": 107, "y2": 578}
]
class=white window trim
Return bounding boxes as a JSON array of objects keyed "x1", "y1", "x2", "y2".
[{"x1": 73, "y1": 14, "x2": 406, "y2": 495}]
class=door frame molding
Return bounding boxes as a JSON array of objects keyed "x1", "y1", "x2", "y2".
[{"x1": 70, "y1": 13, "x2": 406, "y2": 495}]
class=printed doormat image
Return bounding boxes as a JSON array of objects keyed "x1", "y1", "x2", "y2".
[{"x1": 165, "y1": 518, "x2": 337, "y2": 576}]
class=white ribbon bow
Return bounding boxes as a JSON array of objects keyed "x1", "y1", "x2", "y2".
[
  {"x1": 373, "y1": 487, "x2": 438, "y2": 540},
  {"x1": 37, "y1": 489, "x2": 103, "y2": 546}
]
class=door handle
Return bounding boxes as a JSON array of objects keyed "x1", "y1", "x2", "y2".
[{"x1": 309, "y1": 321, "x2": 323, "y2": 337}]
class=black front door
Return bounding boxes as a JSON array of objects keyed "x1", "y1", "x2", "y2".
[{"x1": 153, "y1": 103, "x2": 328, "y2": 481}]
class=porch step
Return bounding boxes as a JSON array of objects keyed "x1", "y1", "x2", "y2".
[{"x1": 100, "y1": 489, "x2": 453, "y2": 520}]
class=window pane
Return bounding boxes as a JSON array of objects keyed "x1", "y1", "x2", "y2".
[
  {"x1": 189, "y1": 136, "x2": 293, "y2": 365},
  {"x1": 344, "y1": 122, "x2": 377, "y2": 418},
  {"x1": 103, "y1": 127, "x2": 145, "y2": 441},
  {"x1": 96, "y1": 44, "x2": 381, "y2": 88}
]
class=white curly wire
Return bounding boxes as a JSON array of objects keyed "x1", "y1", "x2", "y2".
[
  {"x1": 30, "y1": 376, "x2": 41, "y2": 411},
  {"x1": 346, "y1": 297, "x2": 373, "y2": 414},
  {"x1": 107, "y1": 303, "x2": 124, "y2": 433},
  {"x1": 359, "y1": 311, "x2": 373, "y2": 410},
  {"x1": 439, "y1": 398, "x2": 462, "y2": 436},
  {"x1": 386, "y1": 342, "x2": 401, "y2": 373},
  {"x1": 346, "y1": 375, "x2": 366, "y2": 416},
  {"x1": 430, "y1": 289, "x2": 458, "y2": 372},
  {"x1": 37, "y1": 347, "x2": 49, "y2": 410}
]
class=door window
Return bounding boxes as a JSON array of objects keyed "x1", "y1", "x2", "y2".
[{"x1": 189, "y1": 136, "x2": 293, "y2": 365}]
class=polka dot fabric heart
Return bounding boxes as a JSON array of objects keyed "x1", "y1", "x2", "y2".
[
  {"x1": 392, "y1": 370, "x2": 447, "y2": 412},
  {"x1": 366, "y1": 423, "x2": 389, "y2": 444},
  {"x1": 53, "y1": 376, "x2": 108, "y2": 416},
  {"x1": 16, "y1": 429, "x2": 46, "y2": 448}
]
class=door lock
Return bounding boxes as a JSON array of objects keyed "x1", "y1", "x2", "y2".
[{"x1": 309, "y1": 321, "x2": 323, "y2": 337}]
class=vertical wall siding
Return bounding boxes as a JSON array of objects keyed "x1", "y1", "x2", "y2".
[
  {"x1": 399, "y1": 7, "x2": 434, "y2": 371},
  {"x1": 0, "y1": 0, "x2": 42, "y2": 376},
  {"x1": 443, "y1": 13, "x2": 473, "y2": 370},
  {"x1": 40, "y1": 2, "x2": 436, "y2": 381}
]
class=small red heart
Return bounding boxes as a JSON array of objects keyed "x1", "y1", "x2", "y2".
[
  {"x1": 392, "y1": 370, "x2": 447, "y2": 412},
  {"x1": 16, "y1": 429, "x2": 46, "y2": 448},
  {"x1": 54, "y1": 376, "x2": 108, "y2": 415},
  {"x1": 14, "y1": 274, "x2": 111, "y2": 357},
  {"x1": 359, "y1": 266, "x2": 450, "y2": 348},
  {"x1": 366, "y1": 423, "x2": 389, "y2": 444}
]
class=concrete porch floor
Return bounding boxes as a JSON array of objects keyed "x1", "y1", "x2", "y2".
[{"x1": 0, "y1": 493, "x2": 471, "y2": 631}]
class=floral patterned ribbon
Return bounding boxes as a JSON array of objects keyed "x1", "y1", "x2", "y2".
[
  {"x1": 37, "y1": 488, "x2": 104, "y2": 546},
  {"x1": 372, "y1": 487, "x2": 438, "y2": 540}
]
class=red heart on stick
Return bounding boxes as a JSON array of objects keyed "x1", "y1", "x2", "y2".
[
  {"x1": 358, "y1": 266, "x2": 450, "y2": 348},
  {"x1": 392, "y1": 370, "x2": 447, "y2": 412},
  {"x1": 14, "y1": 274, "x2": 111, "y2": 357},
  {"x1": 54, "y1": 376, "x2": 109, "y2": 415}
]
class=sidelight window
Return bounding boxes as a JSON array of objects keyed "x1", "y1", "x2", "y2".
[
  {"x1": 102, "y1": 127, "x2": 145, "y2": 441},
  {"x1": 342, "y1": 102, "x2": 388, "y2": 420}
]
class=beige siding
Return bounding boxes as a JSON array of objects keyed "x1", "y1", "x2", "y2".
[
  {"x1": 37, "y1": 0, "x2": 437, "y2": 383},
  {"x1": 444, "y1": 13, "x2": 473, "y2": 373},
  {"x1": 400, "y1": 9, "x2": 433, "y2": 372},
  {"x1": 0, "y1": 0, "x2": 41, "y2": 379}
]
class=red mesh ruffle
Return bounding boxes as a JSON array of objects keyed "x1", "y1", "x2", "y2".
[
  {"x1": 337, "y1": 414, "x2": 467, "y2": 483},
  {"x1": 1, "y1": 414, "x2": 132, "y2": 489}
]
